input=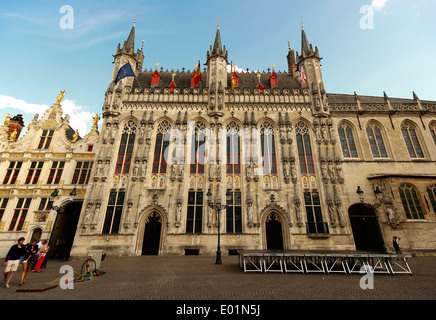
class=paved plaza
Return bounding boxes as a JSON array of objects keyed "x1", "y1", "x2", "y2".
[{"x1": 1, "y1": 254, "x2": 435, "y2": 301}]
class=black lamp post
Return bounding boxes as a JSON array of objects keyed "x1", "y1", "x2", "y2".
[
  {"x1": 356, "y1": 186, "x2": 382, "y2": 209},
  {"x1": 356, "y1": 186, "x2": 364, "y2": 203},
  {"x1": 207, "y1": 188, "x2": 232, "y2": 265}
]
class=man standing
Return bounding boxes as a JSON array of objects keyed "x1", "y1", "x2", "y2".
[{"x1": 2, "y1": 237, "x2": 26, "y2": 288}]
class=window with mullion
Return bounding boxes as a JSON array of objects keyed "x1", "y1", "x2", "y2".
[
  {"x1": 430, "y1": 122, "x2": 436, "y2": 146},
  {"x1": 190, "y1": 126, "x2": 206, "y2": 174},
  {"x1": 304, "y1": 191, "x2": 326, "y2": 234},
  {"x1": 399, "y1": 184, "x2": 424, "y2": 219},
  {"x1": 338, "y1": 123, "x2": 358, "y2": 158},
  {"x1": 401, "y1": 122, "x2": 424, "y2": 158},
  {"x1": 366, "y1": 122, "x2": 388, "y2": 158},
  {"x1": 37, "y1": 130, "x2": 54, "y2": 150},
  {"x1": 427, "y1": 185, "x2": 436, "y2": 214},
  {"x1": 297, "y1": 133, "x2": 314, "y2": 174},
  {"x1": 102, "y1": 191, "x2": 125, "y2": 234},
  {"x1": 47, "y1": 161, "x2": 64, "y2": 184},
  {"x1": 3, "y1": 162, "x2": 22, "y2": 185},
  {"x1": 226, "y1": 191, "x2": 242, "y2": 234},
  {"x1": 0, "y1": 198, "x2": 9, "y2": 222},
  {"x1": 71, "y1": 161, "x2": 93, "y2": 184},
  {"x1": 9, "y1": 198, "x2": 31, "y2": 231},
  {"x1": 152, "y1": 130, "x2": 171, "y2": 174},
  {"x1": 25, "y1": 162, "x2": 43, "y2": 185},
  {"x1": 38, "y1": 198, "x2": 53, "y2": 211},
  {"x1": 226, "y1": 133, "x2": 240, "y2": 174},
  {"x1": 186, "y1": 191, "x2": 203, "y2": 234},
  {"x1": 115, "y1": 127, "x2": 136, "y2": 175},
  {"x1": 261, "y1": 124, "x2": 277, "y2": 175}
]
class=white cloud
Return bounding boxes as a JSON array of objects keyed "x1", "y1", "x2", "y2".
[
  {"x1": 227, "y1": 64, "x2": 245, "y2": 73},
  {"x1": 0, "y1": 94, "x2": 96, "y2": 137},
  {"x1": 371, "y1": 0, "x2": 389, "y2": 11}
]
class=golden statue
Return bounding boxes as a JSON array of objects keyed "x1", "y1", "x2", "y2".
[
  {"x1": 92, "y1": 114, "x2": 100, "y2": 127},
  {"x1": 10, "y1": 128, "x2": 18, "y2": 142},
  {"x1": 56, "y1": 89, "x2": 66, "y2": 104},
  {"x1": 72, "y1": 129, "x2": 79, "y2": 142},
  {"x1": 3, "y1": 113, "x2": 11, "y2": 126}
]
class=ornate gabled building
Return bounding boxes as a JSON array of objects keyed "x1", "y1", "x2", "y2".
[
  {"x1": 1, "y1": 22, "x2": 435, "y2": 259},
  {"x1": 68, "y1": 21, "x2": 436, "y2": 257},
  {"x1": 0, "y1": 93, "x2": 100, "y2": 259}
]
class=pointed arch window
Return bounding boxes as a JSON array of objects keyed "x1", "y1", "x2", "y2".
[
  {"x1": 427, "y1": 185, "x2": 436, "y2": 214},
  {"x1": 401, "y1": 121, "x2": 424, "y2": 158},
  {"x1": 430, "y1": 122, "x2": 436, "y2": 146},
  {"x1": 190, "y1": 122, "x2": 206, "y2": 174},
  {"x1": 260, "y1": 122, "x2": 277, "y2": 174},
  {"x1": 295, "y1": 121, "x2": 314, "y2": 174},
  {"x1": 338, "y1": 122, "x2": 358, "y2": 158},
  {"x1": 366, "y1": 121, "x2": 388, "y2": 158},
  {"x1": 152, "y1": 120, "x2": 171, "y2": 174},
  {"x1": 226, "y1": 121, "x2": 241, "y2": 174},
  {"x1": 115, "y1": 121, "x2": 137, "y2": 174},
  {"x1": 398, "y1": 184, "x2": 424, "y2": 220}
]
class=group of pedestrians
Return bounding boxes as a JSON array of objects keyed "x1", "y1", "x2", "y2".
[{"x1": 2, "y1": 237, "x2": 49, "y2": 288}]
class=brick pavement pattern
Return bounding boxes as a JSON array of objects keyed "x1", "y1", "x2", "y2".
[{"x1": 1, "y1": 255, "x2": 435, "y2": 300}]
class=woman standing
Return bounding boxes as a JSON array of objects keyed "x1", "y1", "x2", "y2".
[
  {"x1": 20, "y1": 239, "x2": 38, "y2": 285},
  {"x1": 33, "y1": 240, "x2": 49, "y2": 273}
]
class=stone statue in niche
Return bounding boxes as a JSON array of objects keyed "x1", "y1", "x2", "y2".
[
  {"x1": 141, "y1": 160, "x2": 147, "y2": 178},
  {"x1": 327, "y1": 159, "x2": 335, "y2": 179},
  {"x1": 175, "y1": 203, "x2": 182, "y2": 226},
  {"x1": 103, "y1": 161, "x2": 109, "y2": 177},
  {"x1": 133, "y1": 160, "x2": 140, "y2": 176},
  {"x1": 139, "y1": 125, "x2": 145, "y2": 139},
  {"x1": 387, "y1": 207, "x2": 399, "y2": 226},
  {"x1": 246, "y1": 162, "x2": 252, "y2": 181},
  {"x1": 178, "y1": 164, "x2": 185, "y2": 180}
]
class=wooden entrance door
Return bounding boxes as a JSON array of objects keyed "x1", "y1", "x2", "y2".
[
  {"x1": 142, "y1": 212, "x2": 162, "y2": 255},
  {"x1": 265, "y1": 212, "x2": 284, "y2": 250},
  {"x1": 348, "y1": 204, "x2": 385, "y2": 252}
]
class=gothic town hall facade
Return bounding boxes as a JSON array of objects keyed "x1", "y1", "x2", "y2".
[{"x1": 1, "y1": 23, "x2": 436, "y2": 259}]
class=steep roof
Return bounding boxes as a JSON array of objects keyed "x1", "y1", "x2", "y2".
[{"x1": 131, "y1": 70, "x2": 302, "y2": 93}]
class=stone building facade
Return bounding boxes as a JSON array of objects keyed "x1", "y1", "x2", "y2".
[
  {"x1": 0, "y1": 98, "x2": 100, "y2": 258},
  {"x1": 1, "y1": 23, "x2": 435, "y2": 258}
]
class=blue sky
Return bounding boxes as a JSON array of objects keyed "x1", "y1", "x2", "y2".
[{"x1": 0, "y1": 0, "x2": 435, "y2": 136}]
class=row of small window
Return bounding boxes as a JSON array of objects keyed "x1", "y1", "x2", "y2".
[
  {"x1": 0, "y1": 197, "x2": 53, "y2": 232},
  {"x1": 101, "y1": 190, "x2": 327, "y2": 235},
  {"x1": 2, "y1": 161, "x2": 93, "y2": 185},
  {"x1": 117, "y1": 120, "x2": 313, "y2": 176},
  {"x1": 339, "y1": 121, "x2": 436, "y2": 159}
]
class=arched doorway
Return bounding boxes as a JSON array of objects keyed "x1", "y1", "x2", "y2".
[
  {"x1": 48, "y1": 201, "x2": 83, "y2": 260},
  {"x1": 142, "y1": 212, "x2": 162, "y2": 255},
  {"x1": 348, "y1": 203, "x2": 385, "y2": 252},
  {"x1": 31, "y1": 228, "x2": 42, "y2": 242},
  {"x1": 265, "y1": 212, "x2": 284, "y2": 250}
]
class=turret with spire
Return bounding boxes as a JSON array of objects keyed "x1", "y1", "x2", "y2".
[
  {"x1": 110, "y1": 19, "x2": 144, "y2": 86},
  {"x1": 206, "y1": 21, "x2": 228, "y2": 117},
  {"x1": 296, "y1": 22, "x2": 328, "y2": 116}
]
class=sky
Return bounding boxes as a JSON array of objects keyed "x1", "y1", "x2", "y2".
[{"x1": 0, "y1": 0, "x2": 435, "y2": 136}]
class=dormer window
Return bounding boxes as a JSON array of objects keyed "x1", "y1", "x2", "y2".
[{"x1": 37, "y1": 130, "x2": 54, "y2": 149}]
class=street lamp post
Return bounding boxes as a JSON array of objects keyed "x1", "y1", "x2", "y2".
[{"x1": 207, "y1": 188, "x2": 232, "y2": 265}]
